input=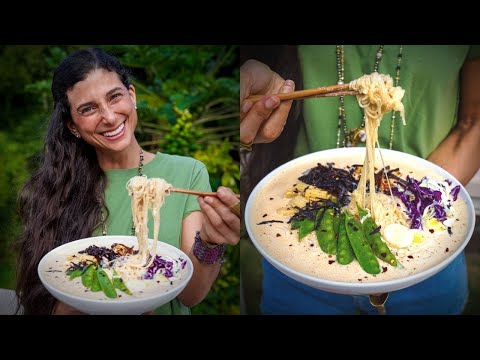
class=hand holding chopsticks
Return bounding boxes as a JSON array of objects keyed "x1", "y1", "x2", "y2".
[
  {"x1": 242, "y1": 59, "x2": 356, "y2": 150},
  {"x1": 246, "y1": 83, "x2": 358, "y2": 103}
]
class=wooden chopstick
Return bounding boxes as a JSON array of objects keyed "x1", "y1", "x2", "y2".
[
  {"x1": 170, "y1": 188, "x2": 241, "y2": 199},
  {"x1": 246, "y1": 83, "x2": 358, "y2": 103}
]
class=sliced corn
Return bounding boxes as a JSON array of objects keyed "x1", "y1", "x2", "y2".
[{"x1": 304, "y1": 188, "x2": 330, "y2": 201}]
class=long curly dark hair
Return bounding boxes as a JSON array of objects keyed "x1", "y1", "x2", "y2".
[{"x1": 16, "y1": 48, "x2": 132, "y2": 314}]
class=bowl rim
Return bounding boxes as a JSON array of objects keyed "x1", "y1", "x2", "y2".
[
  {"x1": 38, "y1": 235, "x2": 193, "y2": 305},
  {"x1": 244, "y1": 147, "x2": 476, "y2": 295}
]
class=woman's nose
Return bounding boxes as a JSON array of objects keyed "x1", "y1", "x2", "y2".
[{"x1": 99, "y1": 104, "x2": 116, "y2": 123}]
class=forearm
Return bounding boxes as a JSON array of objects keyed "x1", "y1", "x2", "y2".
[
  {"x1": 176, "y1": 189, "x2": 239, "y2": 308},
  {"x1": 427, "y1": 120, "x2": 480, "y2": 185},
  {"x1": 52, "y1": 301, "x2": 85, "y2": 315},
  {"x1": 427, "y1": 56, "x2": 480, "y2": 186},
  {"x1": 177, "y1": 251, "x2": 221, "y2": 307},
  {"x1": 177, "y1": 211, "x2": 223, "y2": 307}
]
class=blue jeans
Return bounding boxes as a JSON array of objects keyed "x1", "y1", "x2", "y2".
[{"x1": 261, "y1": 251, "x2": 468, "y2": 315}]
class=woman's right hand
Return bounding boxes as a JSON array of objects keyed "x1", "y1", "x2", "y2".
[
  {"x1": 52, "y1": 301, "x2": 154, "y2": 315},
  {"x1": 52, "y1": 301, "x2": 85, "y2": 315},
  {"x1": 240, "y1": 59, "x2": 295, "y2": 146}
]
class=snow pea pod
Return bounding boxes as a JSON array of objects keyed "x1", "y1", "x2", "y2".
[
  {"x1": 90, "y1": 270, "x2": 102, "y2": 292},
  {"x1": 112, "y1": 270, "x2": 132, "y2": 295},
  {"x1": 357, "y1": 204, "x2": 398, "y2": 267},
  {"x1": 314, "y1": 208, "x2": 326, "y2": 230},
  {"x1": 344, "y1": 211, "x2": 380, "y2": 274},
  {"x1": 81, "y1": 264, "x2": 95, "y2": 288},
  {"x1": 68, "y1": 268, "x2": 82, "y2": 280},
  {"x1": 333, "y1": 212, "x2": 340, "y2": 236},
  {"x1": 316, "y1": 208, "x2": 336, "y2": 254},
  {"x1": 336, "y1": 213, "x2": 355, "y2": 265},
  {"x1": 298, "y1": 218, "x2": 315, "y2": 240},
  {"x1": 290, "y1": 220, "x2": 302, "y2": 230},
  {"x1": 96, "y1": 267, "x2": 117, "y2": 299}
]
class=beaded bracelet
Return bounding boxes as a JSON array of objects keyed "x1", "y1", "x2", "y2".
[{"x1": 192, "y1": 231, "x2": 226, "y2": 264}]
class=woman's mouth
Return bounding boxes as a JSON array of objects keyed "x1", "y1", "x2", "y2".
[{"x1": 101, "y1": 122, "x2": 125, "y2": 140}]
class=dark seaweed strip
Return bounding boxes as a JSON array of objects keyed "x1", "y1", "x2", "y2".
[
  {"x1": 288, "y1": 199, "x2": 341, "y2": 224},
  {"x1": 79, "y1": 245, "x2": 118, "y2": 262},
  {"x1": 298, "y1": 163, "x2": 358, "y2": 206},
  {"x1": 257, "y1": 220, "x2": 285, "y2": 225}
]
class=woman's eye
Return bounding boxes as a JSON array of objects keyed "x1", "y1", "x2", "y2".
[
  {"x1": 79, "y1": 106, "x2": 96, "y2": 116},
  {"x1": 111, "y1": 93, "x2": 122, "y2": 101}
]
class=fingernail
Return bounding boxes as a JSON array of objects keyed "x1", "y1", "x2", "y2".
[
  {"x1": 197, "y1": 197, "x2": 204, "y2": 205},
  {"x1": 265, "y1": 96, "x2": 279, "y2": 110},
  {"x1": 242, "y1": 100, "x2": 253, "y2": 113},
  {"x1": 280, "y1": 80, "x2": 295, "y2": 93},
  {"x1": 204, "y1": 197, "x2": 214, "y2": 204}
]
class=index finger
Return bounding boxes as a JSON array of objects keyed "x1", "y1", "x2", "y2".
[
  {"x1": 240, "y1": 80, "x2": 295, "y2": 144},
  {"x1": 216, "y1": 187, "x2": 240, "y2": 207}
]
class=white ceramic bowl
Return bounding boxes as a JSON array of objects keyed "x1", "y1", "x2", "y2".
[
  {"x1": 245, "y1": 148, "x2": 475, "y2": 295},
  {"x1": 38, "y1": 236, "x2": 193, "y2": 315}
]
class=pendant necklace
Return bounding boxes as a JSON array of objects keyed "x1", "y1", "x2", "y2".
[
  {"x1": 101, "y1": 148, "x2": 145, "y2": 236},
  {"x1": 336, "y1": 45, "x2": 404, "y2": 149}
]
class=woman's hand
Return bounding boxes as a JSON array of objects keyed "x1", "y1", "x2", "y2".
[
  {"x1": 240, "y1": 59, "x2": 295, "y2": 145},
  {"x1": 197, "y1": 187, "x2": 240, "y2": 246},
  {"x1": 52, "y1": 301, "x2": 85, "y2": 315},
  {"x1": 53, "y1": 301, "x2": 155, "y2": 315}
]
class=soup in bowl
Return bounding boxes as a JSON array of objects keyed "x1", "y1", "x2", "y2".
[
  {"x1": 38, "y1": 235, "x2": 193, "y2": 315},
  {"x1": 245, "y1": 148, "x2": 475, "y2": 295}
]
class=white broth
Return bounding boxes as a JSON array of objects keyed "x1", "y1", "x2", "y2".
[
  {"x1": 40, "y1": 239, "x2": 188, "y2": 301},
  {"x1": 248, "y1": 153, "x2": 470, "y2": 284}
]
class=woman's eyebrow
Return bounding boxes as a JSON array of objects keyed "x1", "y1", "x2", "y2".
[
  {"x1": 106, "y1": 87, "x2": 124, "y2": 96},
  {"x1": 76, "y1": 87, "x2": 124, "y2": 111}
]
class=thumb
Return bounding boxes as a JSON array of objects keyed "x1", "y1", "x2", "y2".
[{"x1": 240, "y1": 64, "x2": 251, "y2": 104}]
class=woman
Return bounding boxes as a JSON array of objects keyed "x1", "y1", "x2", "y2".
[
  {"x1": 16, "y1": 48, "x2": 240, "y2": 315},
  {"x1": 240, "y1": 45, "x2": 480, "y2": 314}
]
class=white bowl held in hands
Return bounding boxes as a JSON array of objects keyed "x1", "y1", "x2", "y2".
[
  {"x1": 245, "y1": 148, "x2": 475, "y2": 295},
  {"x1": 38, "y1": 236, "x2": 193, "y2": 315}
]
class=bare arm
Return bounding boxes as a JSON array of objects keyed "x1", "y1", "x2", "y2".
[
  {"x1": 177, "y1": 187, "x2": 240, "y2": 307},
  {"x1": 427, "y1": 57, "x2": 480, "y2": 185},
  {"x1": 52, "y1": 301, "x2": 85, "y2": 315},
  {"x1": 177, "y1": 211, "x2": 222, "y2": 307}
]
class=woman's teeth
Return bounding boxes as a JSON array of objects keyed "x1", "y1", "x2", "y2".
[{"x1": 102, "y1": 122, "x2": 125, "y2": 137}]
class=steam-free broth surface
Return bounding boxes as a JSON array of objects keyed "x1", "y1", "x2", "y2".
[
  {"x1": 40, "y1": 238, "x2": 188, "y2": 301},
  {"x1": 249, "y1": 153, "x2": 469, "y2": 283}
]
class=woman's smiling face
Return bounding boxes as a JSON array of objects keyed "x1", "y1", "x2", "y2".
[{"x1": 67, "y1": 68, "x2": 137, "y2": 154}]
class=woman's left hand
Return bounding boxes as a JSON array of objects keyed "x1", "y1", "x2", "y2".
[{"x1": 197, "y1": 186, "x2": 240, "y2": 246}]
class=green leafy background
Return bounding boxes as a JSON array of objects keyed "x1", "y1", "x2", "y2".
[{"x1": 0, "y1": 45, "x2": 239, "y2": 315}]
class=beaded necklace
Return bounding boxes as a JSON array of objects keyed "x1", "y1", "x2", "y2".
[
  {"x1": 101, "y1": 149, "x2": 145, "y2": 236},
  {"x1": 335, "y1": 45, "x2": 404, "y2": 149}
]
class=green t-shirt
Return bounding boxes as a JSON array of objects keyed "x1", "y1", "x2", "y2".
[
  {"x1": 296, "y1": 45, "x2": 479, "y2": 158},
  {"x1": 100, "y1": 152, "x2": 211, "y2": 315}
]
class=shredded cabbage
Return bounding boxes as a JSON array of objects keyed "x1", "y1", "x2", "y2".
[
  {"x1": 143, "y1": 255, "x2": 185, "y2": 280},
  {"x1": 393, "y1": 176, "x2": 460, "y2": 230}
]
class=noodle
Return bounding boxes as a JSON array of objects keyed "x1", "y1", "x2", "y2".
[
  {"x1": 116, "y1": 176, "x2": 172, "y2": 273},
  {"x1": 58, "y1": 175, "x2": 178, "y2": 295},
  {"x1": 348, "y1": 72, "x2": 405, "y2": 221},
  {"x1": 346, "y1": 192, "x2": 409, "y2": 228}
]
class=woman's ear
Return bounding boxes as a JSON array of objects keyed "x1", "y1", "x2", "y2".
[
  {"x1": 129, "y1": 85, "x2": 137, "y2": 108},
  {"x1": 67, "y1": 121, "x2": 81, "y2": 138}
]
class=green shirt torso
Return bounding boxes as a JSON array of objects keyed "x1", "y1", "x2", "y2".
[
  {"x1": 100, "y1": 152, "x2": 211, "y2": 315},
  {"x1": 296, "y1": 45, "x2": 476, "y2": 158}
]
